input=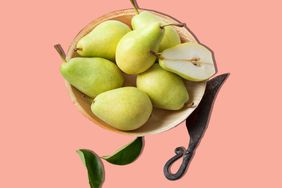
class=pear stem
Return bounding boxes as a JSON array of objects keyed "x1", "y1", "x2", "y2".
[
  {"x1": 160, "y1": 23, "x2": 186, "y2": 29},
  {"x1": 150, "y1": 50, "x2": 161, "y2": 58},
  {"x1": 54, "y1": 44, "x2": 67, "y2": 63},
  {"x1": 74, "y1": 47, "x2": 82, "y2": 52},
  {"x1": 130, "y1": 0, "x2": 140, "y2": 14},
  {"x1": 187, "y1": 102, "x2": 195, "y2": 108}
]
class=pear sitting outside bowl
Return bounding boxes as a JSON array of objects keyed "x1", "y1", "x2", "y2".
[{"x1": 55, "y1": 0, "x2": 216, "y2": 133}]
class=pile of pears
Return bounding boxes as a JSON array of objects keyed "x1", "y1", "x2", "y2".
[{"x1": 55, "y1": 1, "x2": 216, "y2": 131}]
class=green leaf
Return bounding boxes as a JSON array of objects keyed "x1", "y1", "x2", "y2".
[
  {"x1": 102, "y1": 137, "x2": 144, "y2": 165},
  {"x1": 77, "y1": 149, "x2": 104, "y2": 188}
]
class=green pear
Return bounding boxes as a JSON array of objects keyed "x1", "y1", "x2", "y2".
[
  {"x1": 60, "y1": 57, "x2": 124, "y2": 98},
  {"x1": 130, "y1": 0, "x2": 181, "y2": 51},
  {"x1": 137, "y1": 64, "x2": 189, "y2": 110},
  {"x1": 76, "y1": 20, "x2": 131, "y2": 61},
  {"x1": 91, "y1": 87, "x2": 152, "y2": 131},
  {"x1": 116, "y1": 22, "x2": 164, "y2": 74},
  {"x1": 159, "y1": 42, "x2": 216, "y2": 81}
]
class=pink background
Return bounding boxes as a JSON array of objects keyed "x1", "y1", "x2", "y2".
[{"x1": 1, "y1": 0, "x2": 282, "y2": 187}]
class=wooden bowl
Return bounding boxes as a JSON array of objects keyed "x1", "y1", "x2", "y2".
[{"x1": 65, "y1": 9, "x2": 206, "y2": 136}]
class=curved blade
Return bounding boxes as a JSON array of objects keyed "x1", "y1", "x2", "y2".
[
  {"x1": 187, "y1": 73, "x2": 229, "y2": 150},
  {"x1": 164, "y1": 73, "x2": 229, "y2": 181}
]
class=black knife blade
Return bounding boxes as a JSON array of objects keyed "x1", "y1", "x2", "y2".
[{"x1": 163, "y1": 73, "x2": 229, "y2": 180}]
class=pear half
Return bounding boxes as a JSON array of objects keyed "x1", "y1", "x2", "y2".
[{"x1": 159, "y1": 42, "x2": 216, "y2": 81}]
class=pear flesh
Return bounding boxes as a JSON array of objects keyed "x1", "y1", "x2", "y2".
[
  {"x1": 76, "y1": 20, "x2": 131, "y2": 61},
  {"x1": 137, "y1": 64, "x2": 189, "y2": 110},
  {"x1": 91, "y1": 87, "x2": 152, "y2": 131},
  {"x1": 132, "y1": 11, "x2": 181, "y2": 52},
  {"x1": 159, "y1": 42, "x2": 216, "y2": 81},
  {"x1": 61, "y1": 57, "x2": 124, "y2": 98},
  {"x1": 116, "y1": 23, "x2": 164, "y2": 74}
]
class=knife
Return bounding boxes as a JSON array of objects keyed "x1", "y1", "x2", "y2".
[{"x1": 163, "y1": 73, "x2": 229, "y2": 180}]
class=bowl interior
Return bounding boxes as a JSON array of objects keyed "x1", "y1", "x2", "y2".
[{"x1": 65, "y1": 9, "x2": 206, "y2": 136}]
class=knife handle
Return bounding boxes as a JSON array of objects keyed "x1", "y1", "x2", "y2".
[{"x1": 163, "y1": 147, "x2": 194, "y2": 180}]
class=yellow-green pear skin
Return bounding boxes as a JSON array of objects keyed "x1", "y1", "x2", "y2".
[
  {"x1": 116, "y1": 23, "x2": 164, "y2": 74},
  {"x1": 137, "y1": 64, "x2": 189, "y2": 110},
  {"x1": 76, "y1": 20, "x2": 131, "y2": 61},
  {"x1": 91, "y1": 87, "x2": 153, "y2": 131},
  {"x1": 131, "y1": 11, "x2": 181, "y2": 52},
  {"x1": 60, "y1": 57, "x2": 124, "y2": 98}
]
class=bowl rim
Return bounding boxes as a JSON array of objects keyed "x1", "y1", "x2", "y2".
[{"x1": 64, "y1": 8, "x2": 207, "y2": 136}]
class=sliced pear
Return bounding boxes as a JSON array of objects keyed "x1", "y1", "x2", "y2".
[{"x1": 159, "y1": 42, "x2": 216, "y2": 81}]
